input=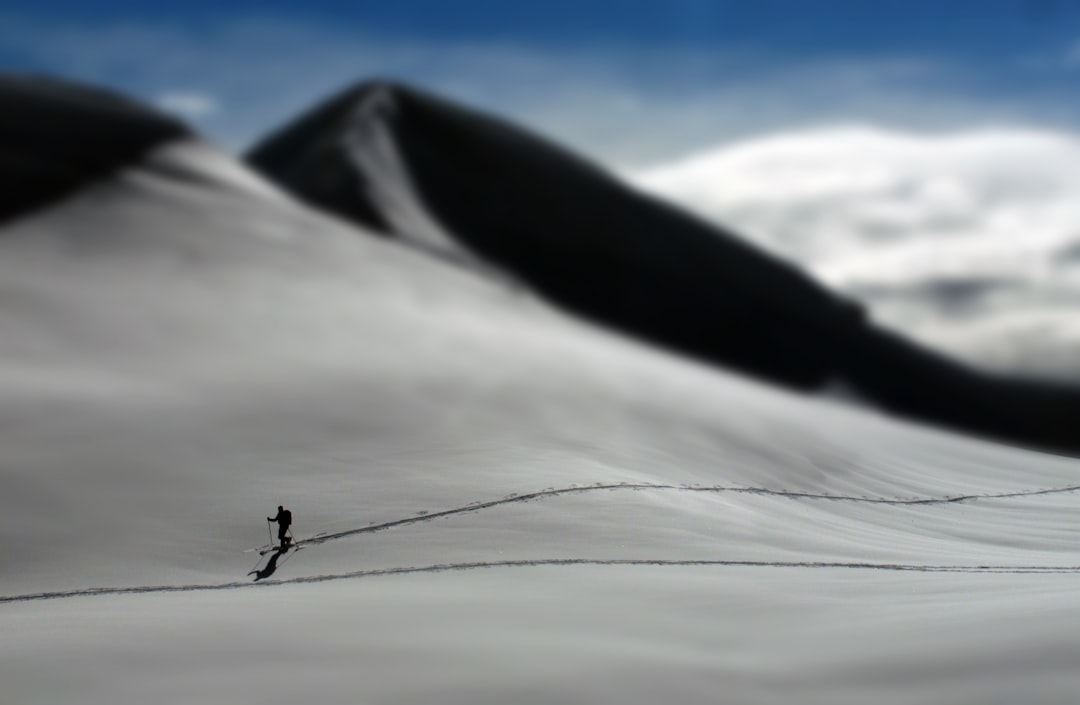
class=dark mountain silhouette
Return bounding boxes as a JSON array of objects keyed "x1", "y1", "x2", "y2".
[
  {"x1": 248, "y1": 81, "x2": 866, "y2": 390},
  {"x1": 247, "y1": 81, "x2": 1080, "y2": 456},
  {"x1": 0, "y1": 73, "x2": 188, "y2": 224}
]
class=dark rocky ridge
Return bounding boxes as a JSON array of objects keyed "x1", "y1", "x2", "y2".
[
  {"x1": 249, "y1": 82, "x2": 866, "y2": 390},
  {"x1": 248, "y1": 81, "x2": 1080, "y2": 455},
  {"x1": 0, "y1": 73, "x2": 188, "y2": 224}
]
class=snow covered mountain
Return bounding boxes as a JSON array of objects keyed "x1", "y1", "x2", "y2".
[
  {"x1": 4, "y1": 75, "x2": 1080, "y2": 705},
  {"x1": 246, "y1": 81, "x2": 1080, "y2": 455}
]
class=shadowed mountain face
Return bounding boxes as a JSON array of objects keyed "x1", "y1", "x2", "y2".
[
  {"x1": 247, "y1": 81, "x2": 1080, "y2": 456},
  {"x1": 0, "y1": 73, "x2": 188, "y2": 224},
  {"x1": 248, "y1": 82, "x2": 866, "y2": 390}
]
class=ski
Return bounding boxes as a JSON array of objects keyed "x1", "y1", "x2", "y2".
[
  {"x1": 259, "y1": 542, "x2": 305, "y2": 556},
  {"x1": 246, "y1": 531, "x2": 320, "y2": 554},
  {"x1": 244, "y1": 544, "x2": 275, "y2": 554}
]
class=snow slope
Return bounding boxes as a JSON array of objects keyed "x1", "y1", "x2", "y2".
[{"x1": 4, "y1": 135, "x2": 1080, "y2": 704}]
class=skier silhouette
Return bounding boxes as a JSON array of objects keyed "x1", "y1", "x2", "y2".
[{"x1": 268, "y1": 505, "x2": 293, "y2": 549}]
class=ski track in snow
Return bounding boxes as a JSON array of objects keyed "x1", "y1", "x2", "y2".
[
  {"x1": 5, "y1": 480, "x2": 1080, "y2": 605},
  {"x1": 5, "y1": 559, "x2": 1080, "y2": 605},
  {"x1": 296, "y1": 480, "x2": 1080, "y2": 547}
]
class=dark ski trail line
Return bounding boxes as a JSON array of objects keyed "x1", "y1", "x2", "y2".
[
  {"x1": 294, "y1": 481, "x2": 1080, "y2": 549},
  {"x1": 6, "y1": 558, "x2": 1080, "y2": 605}
]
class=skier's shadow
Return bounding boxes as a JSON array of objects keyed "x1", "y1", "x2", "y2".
[{"x1": 248, "y1": 546, "x2": 288, "y2": 582}]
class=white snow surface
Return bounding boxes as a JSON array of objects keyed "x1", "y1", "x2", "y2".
[
  {"x1": 632, "y1": 127, "x2": 1080, "y2": 382},
  {"x1": 4, "y1": 139, "x2": 1080, "y2": 704}
]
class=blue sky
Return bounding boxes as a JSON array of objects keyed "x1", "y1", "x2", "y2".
[
  {"x1": 3, "y1": 1, "x2": 1080, "y2": 164},
  {"x1": 9, "y1": 0, "x2": 1080, "y2": 53}
]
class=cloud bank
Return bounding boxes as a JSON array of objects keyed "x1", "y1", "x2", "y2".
[
  {"x1": 156, "y1": 91, "x2": 219, "y2": 118},
  {"x1": 632, "y1": 127, "x2": 1080, "y2": 381}
]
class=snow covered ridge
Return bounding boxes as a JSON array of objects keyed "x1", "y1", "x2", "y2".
[
  {"x1": 246, "y1": 80, "x2": 1080, "y2": 455},
  {"x1": 247, "y1": 81, "x2": 864, "y2": 388},
  {"x1": 631, "y1": 127, "x2": 1080, "y2": 382}
]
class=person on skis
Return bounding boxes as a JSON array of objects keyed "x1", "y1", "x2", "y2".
[{"x1": 268, "y1": 505, "x2": 293, "y2": 549}]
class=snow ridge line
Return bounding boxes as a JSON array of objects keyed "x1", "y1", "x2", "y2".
[
  {"x1": 5, "y1": 558, "x2": 1080, "y2": 605},
  {"x1": 297, "y1": 481, "x2": 1080, "y2": 548}
]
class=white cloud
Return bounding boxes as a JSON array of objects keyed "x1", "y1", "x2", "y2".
[
  {"x1": 633, "y1": 127, "x2": 1080, "y2": 270},
  {"x1": 156, "y1": 91, "x2": 219, "y2": 118},
  {"x1": 631, "y1": 127, "x2": 1080, "y2": 380}
]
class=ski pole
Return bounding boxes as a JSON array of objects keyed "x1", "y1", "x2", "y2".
[{"x1": 267, "y1": 518, "x2": 274, "y2": 546}]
